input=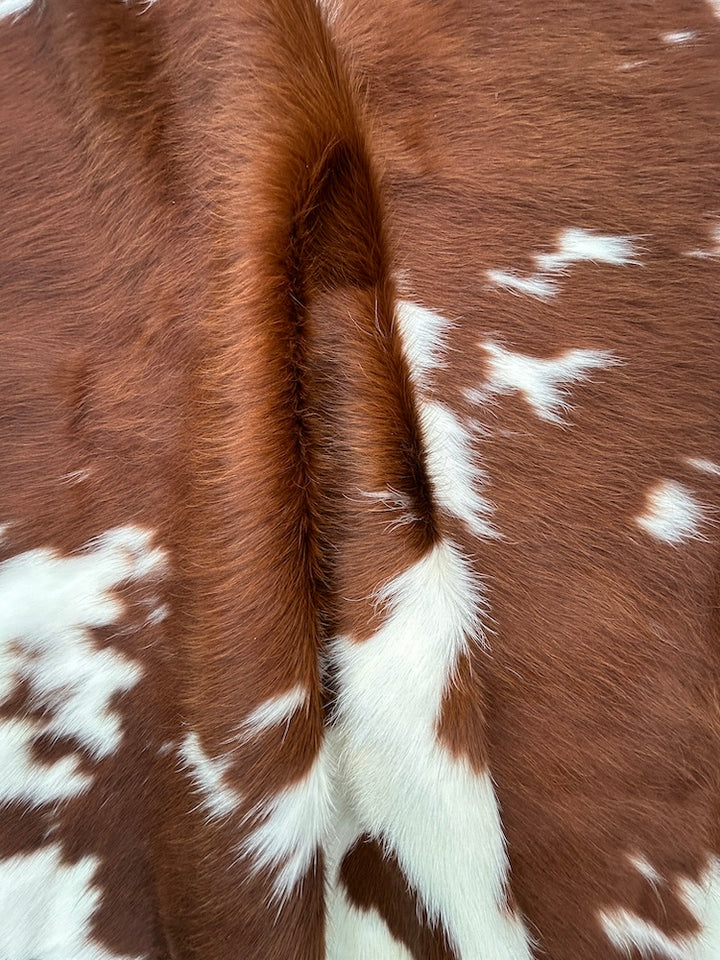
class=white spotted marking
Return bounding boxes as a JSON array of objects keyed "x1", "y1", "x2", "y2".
[
  {"x1": 394, "y1": 299, "x2": 450, "y2": 387},
  {"x1": 661, "y1": 30, "x2": 698, "y2": 44},
  {"x1": 241, "y1": 297, "x2": 501, "y2": 908},
  {"x1": 239, "y1": 685, "x2": 309, "y2": 742},
  {"x1": 0, "y1": 843, "x2": 140, "y2": 960},
  {"x1": 680, "y1": 859, "x2": 720, "y2": 960},
  {"x1": 600, "y1": 856, "x2": 720, "y2": 959},
  {"x1": 328, "y1": 540, "x2": 532, "y2": 959},
  {"x1": 487, "y1": 227, "x2": 640, "y2": 299},
  {"x1": 537, "y1": 228, "x2": 640, "y2": 271},
  {"x1": 419, "y1": 400, "x2": 498, "y2": 538},
  {"x1": 320, "y1": 296, "x2": 531, "y2": 954},
  {"x1": 486, "y1": 270, "x2": 557, "y2": 299},
  {"x1": 179, "y1": 732, "x2": 241, "y2": 821},
  {"x1": 0, "y1": 526, "x2": 165, "y2": 807},
  {"x1": 636, "y1": 480, "x2": 706, "y2": 544},
  {"x1": 0, "y1": 0, "x2": 32, "y2": 20},
  {"x1": 396, "y1": 300, "x2": 497, "y2": 539},
  {"x1": 601, "y1": 910, "x2": 691, "y2": 960},
  {"x1": 0, "y1": 719, "x2": 91, "y2": 807},
  {"x1": 469, "y1": 341, "x2": 617, "y2": 424},
  {"x1": 687, "y1": 458, "x2": 720, "y2": 477},
  {"x1": 242, "y1": 737, "x2": 335, "y2": 903}
]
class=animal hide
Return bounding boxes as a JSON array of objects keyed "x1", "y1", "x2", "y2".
[{"x1": 0, "y1": 1, "x2": 718, "y2": 958}]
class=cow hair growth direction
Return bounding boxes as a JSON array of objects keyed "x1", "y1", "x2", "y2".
[{"x1": 0, "y1": 1, "x2": 719, "y2": 958}]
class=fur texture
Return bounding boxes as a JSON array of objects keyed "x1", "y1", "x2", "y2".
[{"x1": 1, "y1": 0, "x2": 719, "y2": 958}]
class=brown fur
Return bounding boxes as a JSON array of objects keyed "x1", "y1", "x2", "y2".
[{"x1": 1, "y1": 0, "x2": 719, "y2": 957}]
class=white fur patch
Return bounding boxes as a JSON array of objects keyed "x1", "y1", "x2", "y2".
[
  {"x1": 324, "y1": 763, "x2": 392, "y2": 956},
  {"x1": 687, "y1": 458, "x2": 720, "y2": 477},
  {"x1": 601, "y1": 909, "x2": 690, "y2": 960},
  {"x1": 487, "y1": 227, "x2": 640, "y2": 299},
  {"x1": 395, "y1": 300, "x2": 497, "y2": 538},
  {"x1": 486, "y1": 270, "x2": 556, "y2": 299},
  {"x1": 0, "y1": 843, "x2": 140, "y2": 960},
  {"x1": 680, "y1": 859, "x2": 720, "y2": 960},
  {"x1": 419, "y1": 400, "x2": 498, "y2": 538},
  {"x1": 537, "y1": 228, "x2": 640, "y2": 271},
  {"x1": 239, "y1": 685, "x2": 309, "y2": 741},
  {"x1": 636, "y1": 480, "x2": 706, "y2": 544},
  {"x1": 661, "y1": 30, "x2": 698, "y2": 44},
  {"x1": 0, "y1": 0, "x2": 32, "y2": 21},
  {"x1": 470, "y1": 340, "x2": 617, "y2": 423},
  {"x1": 600, "y1": 856, "x2": 720, "y2": 959},
  {"x1": 0, "y1": 719, "x2": 91, "y2": 808},
  {"x1": 0, "y1": 526, "x2": 166, "y2": 807},
  {"x1": 179, "y1": 732, "x2": 241, "y2": 821},
  {"x1": 395, "y1": 300, "x2": 450, "y2": 388},
  {"x1": 329, "y1": 541, "x2": 532, "y2": 959},
  {"x1": 242, "y1": 738, "x2": 335, "y2": 902},
  {"x1": 326, "y1": 886, "x2": 414, "y2": 960}
]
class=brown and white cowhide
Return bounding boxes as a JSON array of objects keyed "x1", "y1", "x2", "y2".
[{"x1": 1, "y1": 0, "x2": 719, "y2": 958}]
